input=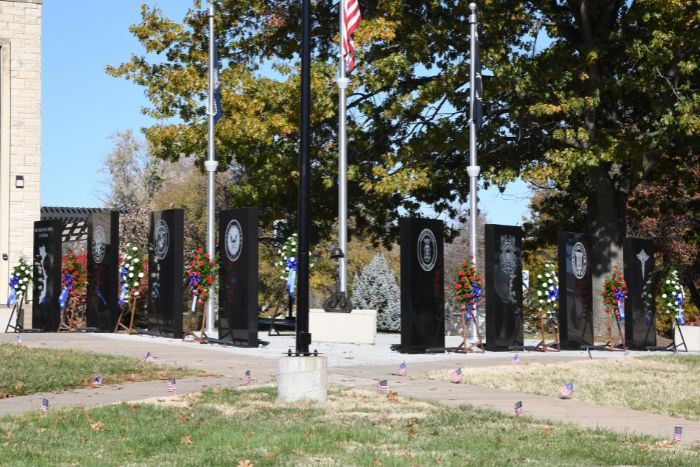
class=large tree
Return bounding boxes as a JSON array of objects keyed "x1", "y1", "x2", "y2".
[{"x1": 110, "y1": 1, "x2": 699, "y2": 329}]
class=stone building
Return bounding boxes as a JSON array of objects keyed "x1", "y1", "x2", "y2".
[{"x1": 0, "y1": 0, "x2": 42, "y2": 306}]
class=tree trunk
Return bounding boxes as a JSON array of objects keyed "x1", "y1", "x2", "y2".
[{"x1": 587, "y1": 167, "x2": 627, "y2": 337}]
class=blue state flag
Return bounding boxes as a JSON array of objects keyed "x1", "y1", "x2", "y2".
[{"x1": 212, "y1": 45, "x2": 222, "y2": 124}]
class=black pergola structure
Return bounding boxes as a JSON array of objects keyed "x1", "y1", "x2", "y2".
[{"x1": 41, "y1": 206, "x2": 108, "y2": 242}]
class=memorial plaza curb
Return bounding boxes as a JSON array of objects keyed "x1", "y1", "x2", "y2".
[{"x1": 0, "y1": 332, "x2": 698, "y2": 445}]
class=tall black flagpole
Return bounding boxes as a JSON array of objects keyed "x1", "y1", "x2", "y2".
[{"x1": 296, "y1": 0, "x2": 312, "y2": 355}]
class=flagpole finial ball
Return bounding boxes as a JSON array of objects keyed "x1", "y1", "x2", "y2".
[{"x1": 469, "y1": 3, "x2": 477, "y2": 11}]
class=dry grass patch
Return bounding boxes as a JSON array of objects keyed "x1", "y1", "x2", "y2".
[{"x1": 425, "y1": 355, "x2": 700, "y2": 419}]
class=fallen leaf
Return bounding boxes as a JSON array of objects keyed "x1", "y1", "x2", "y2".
[
  {"x1": 14, "y1": 381, "x2": 25, "y2": 390},
  {"x1": 181, "y1": 435, "x2": 193, "y2": 445},
  {"x1": 292, "y1": 449, "x2": 304, "y2": 456},
  {"x1": 542, "y1": 426, "x2": 551, "y2": 436},
  {"x1": 128, "y1": 405, "x2": 139, "y2": 413},
  {"x1": 372, "y1": 460, "x2": 383, "y2": 466},
  {"x1": 408, "y1": 427, "x2": 418, "y2": 438},
  {"x1": 387, "y1": 391, "x2": 400, "y2": 403},
  {"x1": 265, "y1": 452, "x2": 277, "y2": 461},
  {"x1": 237, "y1": 460, "x2": 253, "y2": 467},
  {"x1": 245, "y1": 431, "x2": 254, "y2": 438},
  {"x1": 90, "y1": 421, "x2": 104, "y2": 431}
]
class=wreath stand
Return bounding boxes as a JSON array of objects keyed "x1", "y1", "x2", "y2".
[
  {"x1": 114, "y1": 296, "x2": 138, "y2": 334},
  {"x1": 184, "y1": 302, "x2": 209, "y2": 344},
  {"x1": 456, "y1": 311, "x2": 484, "y2": 353},
  {"x1": 5, "y1": 297, "x2": 25, "y2": 333},
  {"x1": 669, "y1": 320, "x2": 688, "y2": 352},
  {"x1": 604, "y1": 310, "x2": 626, "y2": 351},
  {"x1": 534, "y1": 314, "x2": 560, "y2": 352},
  {"x1": 58, "y1": 297, "x2": 77, "y2": 332}
]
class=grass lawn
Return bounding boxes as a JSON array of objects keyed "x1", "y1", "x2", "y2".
[
  {"x1": 426, "y1": 355, "x2": 700, "y2": 420},
  {"x1": 0, "y1": 387, "x2": 697, "y2": 466},
  {"x1": 0, "y1": 344, "x2": 202, "y2": 397}
]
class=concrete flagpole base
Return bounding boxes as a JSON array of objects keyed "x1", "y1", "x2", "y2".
[{"x1": 277, "y1": 356, "x2": 327, "y2": 403}]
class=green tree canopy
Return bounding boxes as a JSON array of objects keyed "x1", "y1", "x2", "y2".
[{"x1": 109, "y1": 0, "x2": 699, "y2": 319}]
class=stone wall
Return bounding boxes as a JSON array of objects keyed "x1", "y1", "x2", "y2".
[{"x1": 0, "y1": 0, "x2": 42, "y2": 304}]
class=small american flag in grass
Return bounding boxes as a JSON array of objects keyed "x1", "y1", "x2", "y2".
[
  {"x1": 242, "y1": 370, "x2": 252, "y2": 386},
  {"x1": 559, "y1": 383, "x2": 574, "y2": 399},
  {"x1": 377, "y1": 379, "x2": 389, "y2": 392},
  {"x1": 511, "y1": 353, "x2": 520, "y2": 365},
  {"x1": 673, "y1": 426, "x2": 682, "y2": 444},
  {"x1": 15, "y1": 335, "x2": 22, "y2": 346},
  {"x1": 449, "y1": 368, "x2": 463, "y2": 384},
  {"x1": 167, "y1": 378, "x2": 177, "y2": 393},
  {"x1": 144, "y1": 352, "x2": 155, "y2": 363},
  {"x1": 398, "y1": 361, "x2": 407, "y2": 376},
  {"x1": 40, "y1": 398, "x2": 49, "y2": 413},
  {"x1": 514, "y1": 400, "x2": 524, "y2": 417},
  {"x1": 92, "y1": 375, "x2": 103, "y2": 387}
]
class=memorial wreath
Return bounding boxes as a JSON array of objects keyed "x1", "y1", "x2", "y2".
[
  {"x1": 7, "y1": 257, "x2": 32, "y2": 306},
  {"x1": 119, "y1": 243, "x2": 144, "y2": 305},
  {"x1": 532, "y1": 262, "x2": 560, "y2": 351},
  {"x1": 601, "y1": 264, "x2": 627, "y2": 350},
  {"x1": 660, "y1": 270, "x2": 686, "y2": 326},
  {"x1": 453, "y1": 256, "x2": 484, "y2": 352},
  {"x1": 186, "y1": 247, "x2": 218, "y2": 311}
]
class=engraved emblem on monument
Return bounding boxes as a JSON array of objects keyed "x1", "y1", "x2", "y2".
[
  {"x1": 37, "y1": 245, "x2": 48, "y2": 304},
  {"x1": 417, "y1": 228, "x2": 437, "y2": 272},
  {"x1": 225, "y1": 219, "x2": 243, "y2": 262},
  {"x1": 154, "y1": 220, "x2": 170, "y2": 260},
  {"x1": 572, "y1": 242, "x2": 587, "y2": 279},
  {"x1": 636, "y1": 249, "x2": 649, "y2": 280},
  {"x1": 499, "y1": 235, "x2": 517, "y2": 276},
  {"x1": 91, "y1": 226, "x2": 106, "y2": 264}
]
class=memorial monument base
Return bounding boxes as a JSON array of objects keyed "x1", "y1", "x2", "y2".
[
  {"x1": 0, "y1": 307, "x2": 11, "y2": 333},
  {"x1": 675, "y1": 325, "x2": 700, "y2": 352},
  {"x1": 277, "y1": 356, "x2": 327, "y2": 403},
  {"x1": 309, "y1": 309, "x2": 377, "y2": 344}
]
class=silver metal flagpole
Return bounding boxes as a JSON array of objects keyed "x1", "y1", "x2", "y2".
[
  {"x1": 337, "y1": 1, "x2": 349, "y2": 298},
  {"x1": 204, "y1": 3, "x2": 218, "y2": 336},
  {"x1": 468, "y1": 3, "x2": 480, "y2": 340},
  {"x1": 468, "y1": 2, "x2": 480, "y2": 269}
]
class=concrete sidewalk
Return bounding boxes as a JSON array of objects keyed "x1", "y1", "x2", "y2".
[{"x1": 1, "y1": 332, "x2": 697, "y2": 445}]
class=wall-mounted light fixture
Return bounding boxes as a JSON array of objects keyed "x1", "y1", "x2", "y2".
[{"x1": 15, "y1": 175, "x2": 24, "y2": 188}]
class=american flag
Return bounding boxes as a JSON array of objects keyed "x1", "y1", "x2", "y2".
[
  {"x1": 40, "y1": 398, "x2": 49, "y2": 413},
  {"x1": 341, "y1": 0, "x2": 362, "y2": 72},
  {"x1": 92, "y1": 375, "x2": 103, "y2": 387},
  {"x1": 511, "y1": 353, "x2": 520, "y2": 365},
  {"x1": 377, "y1": 379, "x2": 389, "y2": 392},
  {"x1": 559, "y1": 383, "x2": 574, "y2": 399},
  {"x1": 514, "y1": 400, "x2": 524, "y2": 416},
  {"x1": 168, "y1": 378, "x2": 177, "y2": 393},
  {"x1": 16, "y1": 335, "x2": 22, "y2": 346},
  {"x1": 144, "y1": 352, "x2": 155, "y2": 363},
  {"x1": 673, "y1": 426, "x2": 682, "y2": 444},
  {"x1": 449, "y1": 368, "x2": 463, "y2": 384},
  {"x1": 242, "y1": 370, "x2": 252, "y2": 386},
  {"x1": 398, "y1": 361, "x2": 407, "y2": 376}
]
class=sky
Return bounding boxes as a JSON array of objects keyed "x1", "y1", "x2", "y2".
[{"x1": 40, "y1": 0, "x2": 532, "y2": 226}]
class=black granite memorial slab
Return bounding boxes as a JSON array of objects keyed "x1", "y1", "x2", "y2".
[
  {"x1": 485, "y1": 224, "x2": 524, "y2": 351},
  {"x1": 218, "y1": 207, "x2": 259, "y2": 347},
  {"x1": 399, "y1": 217, "x2": 445, "y2": 353},
  {"x1": 557, "y1": 232, "x2": 594, "y2": 349},
  {"x1": 148, "y1": 209, "x2": 184, "y2": 338},
  {"x1": 32, "y1": 220, "x2": 63, "y2": 331},
  {"x1": 623, "y1": 238, "x2": 656, "y2": 349},
  {"x1": 86, "y1": 212, "x2": 119, "y2": 331}
]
